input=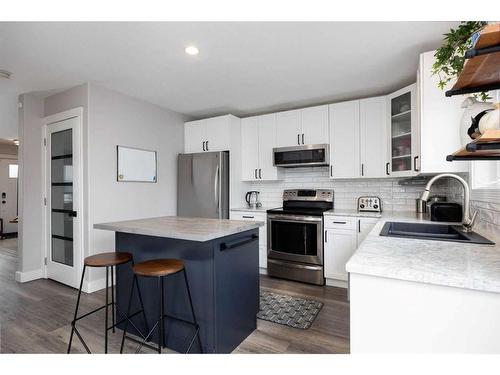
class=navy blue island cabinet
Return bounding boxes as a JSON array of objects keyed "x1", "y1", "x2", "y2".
[{"x1": 94, "y1": 217, "x2": 262, "y2": 354}]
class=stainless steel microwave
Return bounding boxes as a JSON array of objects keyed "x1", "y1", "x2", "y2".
[{"x1": 273, "y1": 144, "x2": 329, "y2": 168}]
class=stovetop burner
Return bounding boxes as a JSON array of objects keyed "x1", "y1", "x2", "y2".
[
  {"x1": 266, "y1": 207, "x2": 331, "y2": 216},
  {"x1": 267, "y1": 189, "x2": 334, "y2": 216}
]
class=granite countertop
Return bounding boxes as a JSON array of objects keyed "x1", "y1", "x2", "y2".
[
  {"x1": 346, "y1": 211, "x2": 500, "y2": 294},
  {"x1": 230, "y1": 206, "x2": 274, "y2": 213},
  {"x1": 94, "y1": 216, "x2": 264, "y2": 242},
  {"x1": 324, "y1": 208, "x2": 382, "y2": 218}
]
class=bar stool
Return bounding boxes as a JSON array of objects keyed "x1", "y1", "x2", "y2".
[
  {"x1": 67, "y1": 252, "x2": 149, "y2": 354},
  {"x1": 120, "y1": 258, "x2": 202, "y2": 354}
]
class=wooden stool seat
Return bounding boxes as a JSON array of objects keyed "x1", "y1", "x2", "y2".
[
  {"x1": 133, "y1": 259, "x2": 185, "y2": 277},
  {"x1": 84, "y1": 252, "x2": 133, "y2": 267}
]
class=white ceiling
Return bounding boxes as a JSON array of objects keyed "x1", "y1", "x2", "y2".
[{"x1": 0, "y1": 22, "x2": 458, "y2": 120}]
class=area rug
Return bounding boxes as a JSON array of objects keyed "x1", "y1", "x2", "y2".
[{"x1": 257, "y1": 290, "x2": 323, "y2": 329}]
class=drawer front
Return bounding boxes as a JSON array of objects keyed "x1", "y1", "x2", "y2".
[
  {"x1": 324, "y1": 216, "x2": 356, "y2": 230},
  {"x1": 230, "y1": 212, "x2": 266, "y2": 221}
]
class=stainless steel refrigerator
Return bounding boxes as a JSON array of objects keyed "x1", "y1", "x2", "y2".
[{"x1": 177, "y1": 151, "x2": 230, "y2": 219}]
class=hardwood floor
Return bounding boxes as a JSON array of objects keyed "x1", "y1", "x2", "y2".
[{"x1": 0, "y1": 241, "x2": 349, "y2": 354}]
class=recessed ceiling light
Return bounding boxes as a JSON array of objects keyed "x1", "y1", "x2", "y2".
[
  {"x1": 185, "y1": 46, "x2": 199, "y2": 56},
  {"x1": 0, "y1": 70, "x2": 12, "y2": 79}
]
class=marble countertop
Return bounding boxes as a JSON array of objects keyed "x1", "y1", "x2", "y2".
[
  {"x1": 94, "y1": 216, "x2": 264, "y2": 242},
  {"x1": 324, "y1": 208, "x2": 382, "y2": 218},
  {"x1": 346, "y1": 211, "x2": 500, "y2": 294}
]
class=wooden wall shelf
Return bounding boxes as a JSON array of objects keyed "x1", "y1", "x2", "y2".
[
  {"x1": 447, "y1": 130, "x2": 500, "y2": 161},
  {"x1": 446, "y1": 24, "x2": 500, "y2": 97}
]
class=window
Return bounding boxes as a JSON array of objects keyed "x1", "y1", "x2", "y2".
[
  {"x1": 470, "y1": 90, "x2": 500, "y2": 202},
  {"x1": 8, "y1": 163, "x2": 18, "y2": 179}
]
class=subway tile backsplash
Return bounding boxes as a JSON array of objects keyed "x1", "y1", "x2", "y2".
[
  {"x1": 471, "y1": 200, "x2": 500, "y2": 233},
  {"x1": 250, "y1": 167, "x2": 465, "y2": 211}
]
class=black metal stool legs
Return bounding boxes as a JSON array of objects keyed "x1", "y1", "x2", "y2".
[
  {"x1": 123, "y1": 269, "x2": 203, "y2": 354},
  {"x1": 119, "y1": 274, "x2": 152, "y2": 354},
  {"x1": 67, "y1": 265, "x2": 91, "y2": 354},
  {"x1": 183, "y1": 269, "x2": 203, "y2": 353},
  {"x1": 159, "y1": 277, "x2": 164, "y2": 353}
]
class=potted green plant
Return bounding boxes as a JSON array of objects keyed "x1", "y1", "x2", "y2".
[{"x1": 432, "y1": 21, "x2": 489, "y2": 101}]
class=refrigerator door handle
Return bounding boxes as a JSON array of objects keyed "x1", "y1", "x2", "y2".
[{"x1": 215, "y1": 164, "x2": 220, "y2": 216}]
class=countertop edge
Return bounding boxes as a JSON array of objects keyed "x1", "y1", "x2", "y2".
[
  {"x1": 346, "y1": 212, "x2": 500, "y2": 294},
  {"x1": 93, "y1": 220, "x2": 263, "y2": 242}
]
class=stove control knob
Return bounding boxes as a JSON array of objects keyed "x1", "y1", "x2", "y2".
[
  {"x1": 373, "y1": 204, "x2": 379, "y2": 209},
  {"x1": 360, "y1": 204, "x2": 365, "y2": 209}
]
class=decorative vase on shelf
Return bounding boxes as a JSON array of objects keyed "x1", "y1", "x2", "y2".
[
  {"x1": 459, "y1": 97, "x2": 495, "y2": 147},
  {"x1": 478, "y1": 103, "x2": 500, "y2": 135}
]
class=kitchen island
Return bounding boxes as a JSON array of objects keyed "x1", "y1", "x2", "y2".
[
  {"x1": 346, "y1": 211, "x2": 500, "y2": 353},
  {"x1": 94, "y1": 216, "x2": 263, "y2": 353}
]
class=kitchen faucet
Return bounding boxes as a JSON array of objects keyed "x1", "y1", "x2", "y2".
[{"x1": 420, "y1": 173, "x2": 477, "y2": 232}]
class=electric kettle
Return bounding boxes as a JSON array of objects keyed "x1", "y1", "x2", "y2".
[{"x1": 245, "y1": 191, "x2": 261, "y2": 209}]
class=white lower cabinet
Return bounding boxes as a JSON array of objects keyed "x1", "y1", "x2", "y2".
[
  {"x1": 324, "y1": 216, "x2": 379, "y2": 284},
  {"x1": 230, "y1": 211, "x2": 267, "y2": 269},
  {"x1": 357, "y1": 217, "x2": 378, "y2": 245},
  {"x1": 324, "y1": 216, "x2": 357, "y2": 281}
]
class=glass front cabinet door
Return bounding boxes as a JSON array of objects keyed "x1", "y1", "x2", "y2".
[{"x1": 387, "y1": 83, "x2": 418, "y2": 177}]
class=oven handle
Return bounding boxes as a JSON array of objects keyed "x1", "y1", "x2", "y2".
[{"x1": 267, "y1": 214, "x2": 323, "y2": 223}]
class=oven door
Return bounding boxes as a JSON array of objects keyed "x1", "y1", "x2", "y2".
[{"x1": 267, "y1": 214, "x2": 323, "y2": 265}]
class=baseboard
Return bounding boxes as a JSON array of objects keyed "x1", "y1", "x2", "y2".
[
  {"x1": 325, "y1": 278, "x2": 348, "y2": 288},
  {"x1": 259, "y1": 268, "x2": 268, "y2": 275},
  {"x1": 15, "y1": 269, "x2": 44, "y2": 283},
  {"x1": 83, "y1": 276, "x2": 108, "y2": 294}
]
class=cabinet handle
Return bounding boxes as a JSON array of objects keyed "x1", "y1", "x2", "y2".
[
  {"x1": 302, "y1": 133, "x2": 305, "y2": 145},
  {"x1": 324, "y1": 230, "x2": 327, "y2": 243},
  {"x1": 358, "y1": 220, "x2": 361, "y2": 233},
  {"x1": 254, "y1": 169, "x2": 258, "y2": 179},
  {"x1": 414, "y1": 156, "x2": 420, "y2": 171},
  {"x1": 333, "y1": 221, "x2": 347, "y2": 224},
  {"x1": 202, "y1": 141, "x2": 206, "y2": 151},
  {"x1": 297, "y1": 134, "x2": 300, "y2": 145},
  {"x1": 259, "y1": 169, "x2": 262, "y2": 179},
  {"x1": 361, "y1": 163, "x2": 364, "y2": 177},
  {"x1": 242, "y1": 215, "x2": 255, "y2": 219},
  {"x1": 330, "y1": 165, "x2": 333, "y2": 177},
  {"x1": 206, "y1": 140, "x2": 209, "y2": 151},
  {"x1": 385, "y1": 162, "x2": 390, "y2": 176}
]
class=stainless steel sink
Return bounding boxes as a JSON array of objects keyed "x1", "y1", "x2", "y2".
[{"x1": 380, "y1": 221, "x2": 494, "y2": 245}]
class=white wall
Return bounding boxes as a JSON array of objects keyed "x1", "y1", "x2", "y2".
[
  {"x1": 17, "y1": 83, "x2": 186, "y2": 290},
  {"x1": 0, "y1": 93, "x2": 19, "y2": 140},
  {"x1": 16, "y1": 94, "x2": 44, "y2": 282},
  {"x1": 86, "y1": 84, "x2": 186, "y2": 290}
]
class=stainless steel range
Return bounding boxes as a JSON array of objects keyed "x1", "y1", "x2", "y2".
[{"x1": 267, "y1": 189, "x2": 334, "y2": 285}]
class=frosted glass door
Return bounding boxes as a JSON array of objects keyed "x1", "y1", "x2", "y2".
[
  {"x1": 45, "y1": 112, "x2": 82, "y2": 289},
  {"x1": 51, "y1": 128, "x2": 75, "y2": 266}
]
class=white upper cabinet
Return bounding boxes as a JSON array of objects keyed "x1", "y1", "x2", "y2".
[
  {"x1": 205, "y1": 116, "x2": 231, "y2": 152},
  {"x1": 241, "y1": 114, "x2": 279, "y2": 181},
  {"x1": 275, "y1": 109, "x2": 301, "y2": 147},
  {"x1": 416, "y1": 50, "x2": 468, "y2": 174},
  {"x1": 360, "y1": 97, "x2": 389, "y2": 178},
  {"x1": 275, "y1": 105, "x2": 329, "y2": 147},
  {"x1": 184, "y1": 119, "x2": 206, "y2": 153},
  {"x1": 184, "y1": 115, "x2": 233, "y2": 153},
  {"x1": 241, "y1": 117, "x2": 260, "y2": 180},
  {"x1": 257, "y1": 114, "x2": 278, "y2": 180},
  {"x1": 301, "y1": 105, "x2": 329, "y2": 145},
  {"x1": 387, "y1": 83, "x2": 418, "y2": 177},
  {"x1": 329, "y1": 100, "x2": 360, "y2": 178}
]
